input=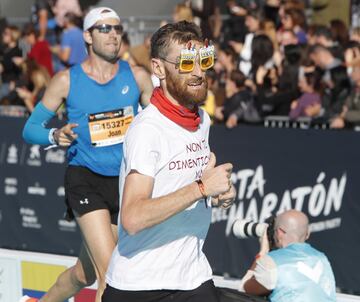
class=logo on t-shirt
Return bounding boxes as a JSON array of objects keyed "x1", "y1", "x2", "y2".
[
  {"x1": 122, "y1": 85, "x2": 129, "y2": 95},
  {"x1": 297, "y1": 260, "x2": 323, "y2": 283},
  {"x1": 80, "y1": 198, "x2": 89, "y2": 205}
]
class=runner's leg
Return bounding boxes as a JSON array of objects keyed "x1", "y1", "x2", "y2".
[
  {"x1": 76, "y1": 209, "x2": 118, "y2": 302},
  {"x1": 39, "y1": 244, "x2": 96, "y2": 302}
]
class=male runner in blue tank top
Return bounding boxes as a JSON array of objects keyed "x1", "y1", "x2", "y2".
[
  {"x1": 21, "y1": 7, "x2": 153, "y2": 302},
  {"x1": 241, "y1": 210, "x2": 336, "y2": 302}
]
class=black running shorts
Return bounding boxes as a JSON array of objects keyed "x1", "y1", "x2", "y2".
[
  {"x1": 101, "y1": 280, "x2": 219, "y2": 302},
  {"x1": 64, "y1": 165, "x2": 119, "y2": 224}
]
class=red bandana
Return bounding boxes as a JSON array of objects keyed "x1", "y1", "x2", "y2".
[{"x1": 150, "y1": 87, "x2": 201, "y2": 131}]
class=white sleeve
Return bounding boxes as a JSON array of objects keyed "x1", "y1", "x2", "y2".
[
  {"x1": 124, "y1": 123, "x2": 161, "y2": 178},
  {"x1": 253, "y1": 254, "x2": 278, "y2": 290}
]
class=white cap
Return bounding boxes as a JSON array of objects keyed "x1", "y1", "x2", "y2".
[{"x1": 83, "y1": 7, "x2": 120, "y2": 31}]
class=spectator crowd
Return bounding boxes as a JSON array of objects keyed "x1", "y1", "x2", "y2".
[{"x1": 1, "y1": 0, "x2": 359, "y2": 130}]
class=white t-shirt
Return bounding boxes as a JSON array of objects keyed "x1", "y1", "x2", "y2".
[
  {"x1": 239, "y1": 255, "x2": 278, "y2": 292},
  {"x1": 239, "y1": 33, "x2": 254, "y2": 76},
  {"x1": 106, "y1": 103, "x2": 213, "y2": 290}
]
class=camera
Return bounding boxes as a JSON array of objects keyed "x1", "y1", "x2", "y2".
[
  {"x1": 232, "y1": 216, "x2": 276, "y2": 250},
  {"x1": 233, "y1": 220, "x2": 268, "y2": 238}
]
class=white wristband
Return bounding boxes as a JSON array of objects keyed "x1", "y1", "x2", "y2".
[{"x1": 48, "y1": 128, "x2": 57, "y2": 145}]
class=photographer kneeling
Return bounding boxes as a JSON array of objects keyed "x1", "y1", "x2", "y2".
[{"x1": 240, "y1": 210, "x2": 336, "y2": 301}]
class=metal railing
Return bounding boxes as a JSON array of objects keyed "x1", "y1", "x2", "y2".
[{"x1": 0, "y1": 105, "x2": 28, "y2": 118}]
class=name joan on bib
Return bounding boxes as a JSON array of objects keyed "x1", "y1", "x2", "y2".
[{"x1": 88, "y1": 106, "x2": 134, "y2": 147}]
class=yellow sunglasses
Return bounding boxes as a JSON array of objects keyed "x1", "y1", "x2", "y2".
[{"x1": 161, "y1": 41, "x2": 216, "y2": 72}]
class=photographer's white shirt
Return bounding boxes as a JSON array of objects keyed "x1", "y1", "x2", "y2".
[
  {"x1": 106, "y1": 104, "x2": 213, "y2": 290},
  {"x1": 239, "y1": 255, "x2": 277, "y2": 291}
]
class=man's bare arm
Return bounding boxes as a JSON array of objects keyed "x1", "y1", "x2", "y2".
[
  {"x1": 243, "y1": 278, "x2": 271, "y2": 296},
  {"x1": 41, "y1": 69, "x2": 70, "y2": 111},
  {"x1": 121, "y1": 153, "x2": 234, "y2": 235},
  {"x1": 121, "y1": 172, "x2": 204, "y2": 235},
  {"x1": 131, "y1": 65, "x2": 153, "y2": 107},
  {"x1": 38, "y1": 8, "x2": 48, "y2": 41},
  {"x1": 243, "y1": 229, "x2": 272, "y2": 296},
  {"x1": 52, "y1": 46, "x2": 71, "y2": 63}
]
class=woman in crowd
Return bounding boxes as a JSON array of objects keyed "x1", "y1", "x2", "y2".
[{"x1": 0, "y1": 25, "x2": 22, "y2": 99}]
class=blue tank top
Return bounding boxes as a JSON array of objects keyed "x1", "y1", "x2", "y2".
[
  {"x1": 268, "y1": 243, "x2": 336, "y2": 302},
  {"x1": 66, "y1": 60, "x2": 140, "y2": 176}
]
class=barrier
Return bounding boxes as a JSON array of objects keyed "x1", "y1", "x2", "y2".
[
  {"x1": 0, "y1": 248, "x2": 96, "y2": 302},
  {"x1": 0, "y1": 248, "x2": 359, "y2": 302},
  {"x1": 1, "y1": 116, "x2": 360, "y2": 295}
]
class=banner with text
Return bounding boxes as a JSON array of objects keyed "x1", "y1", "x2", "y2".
[{"x1": 204, "y1": 125, "x2": 360, "y2": 293}]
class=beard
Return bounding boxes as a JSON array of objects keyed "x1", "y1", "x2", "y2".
[
  {"x1": 165, "y1": 67, "x2": 208, "y2": 109},
  {"x1": 92, "y1": 39, "x2": 120, "y2": 63}
]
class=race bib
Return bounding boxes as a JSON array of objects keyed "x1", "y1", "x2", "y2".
[{"x1": 88, "y1": 106, "x2": 134, "y2": 147}]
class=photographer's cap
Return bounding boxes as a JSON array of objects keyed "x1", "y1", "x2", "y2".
[{"x1": 83, "y1": 7, "x2": 120, "y2": 31}]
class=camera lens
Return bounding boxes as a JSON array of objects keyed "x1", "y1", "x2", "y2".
[{"x1": 232, "y1": 220, "x2": 268, "y2": 238}]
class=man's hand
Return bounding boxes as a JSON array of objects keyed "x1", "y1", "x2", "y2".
[
  {"x1": 12, "y1": 57, "x2": 24, "y2": 66},
  {"x1": 228, "y1": 40, "x2": 243, "y2": 54},
  {"x1": 214, "y1": 106, "x2": 224, "y2": 121},
  {"x1": 304, "y1": 103, "x2": 321, "y2": 117},
  {"x1": 201, "y1": 152, "x2": 233, "y2": 197},
  {"x1": 259, "y1": 225, "x2": 270, "y2": 256},
  {"x1": 330, "y1": 117, "x2": 345, "y2": 129},
  {"x1": 290, "y1": 100, "x2": 298, "y2": 110},
  {"x1": 16, "y1": 87, "x2": 32, "y2": 99},
  {"x1": 54, "y1": 123, "x2": 78, "y2": 146},
  {"x1": 226, "y1": 114, "x2": 238, "y2": 129},
  {"x1": 50, "y1": 45, "x2": 61, "y2": 55},
  {"x1": 256, "y1": 66, "x2": 267, "y2": 85},
  {"x1": 217, "y1": 184, "x2": 236, "y2": 209}
]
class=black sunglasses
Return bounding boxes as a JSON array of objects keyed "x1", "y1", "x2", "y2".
[{"x1": 90, "y1": 24, "x2": 123, "y2": 35}]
